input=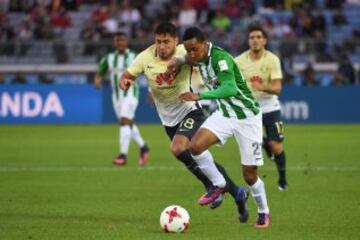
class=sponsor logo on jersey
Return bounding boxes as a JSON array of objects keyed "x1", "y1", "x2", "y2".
[
  {"x1": 218, "y1": 60, "x2": 228, "y2": 71},
  {"x1": 156, "y1": 73, "x2": 174, "y2": 86}
]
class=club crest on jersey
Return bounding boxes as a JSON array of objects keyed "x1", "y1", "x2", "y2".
[{"x1": 260, "y1": 64, "x2": 270, "y2": 73}]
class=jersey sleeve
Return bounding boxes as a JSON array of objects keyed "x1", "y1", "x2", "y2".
[
  {"x1": 233, "y1": 55, "x2": 242, "y2": 68},
  {"x1": 199, "y1": 53, "x2": 237, "y2": 100},
  {"x1": 176, "y1": 44, "x2": 187, "y2": 56},
  {"x1": 127, "y1": 51, "x2": 146, "y2": 77},
  {"x1": 270, "y1": 55, "x2": 283, "y2": 80},
  {"x1": 98, "y1": 54, "x2": 108, "y2": 75}
]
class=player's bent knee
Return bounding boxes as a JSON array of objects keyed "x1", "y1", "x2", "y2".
[
  {"x1": 120, "y1": 118, "x2": 133, "y2": 126},
  {"x1": 268, "y1": 141, "x2": 283, "y2": 155},
  {"x1": 170, "y1": 143, "x2": 187, "y2": 156},
  {"x1": 243, "y1": 174, "x2": 257, "y2": 186},
  {"x1": 242, "y1": 166, "x2": 258, "y2": 185}
]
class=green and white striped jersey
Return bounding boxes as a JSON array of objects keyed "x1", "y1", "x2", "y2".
[
  {"x1": 98, "y1": 49, "x2": 139, "y2": 99},
  {"x1": 198, "y1": 43, "x2": 260, "y2": 119}
]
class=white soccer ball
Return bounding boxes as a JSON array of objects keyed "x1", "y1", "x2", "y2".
[{"x1": 159, "y1": 205, "x2": 190, "y2": 233}]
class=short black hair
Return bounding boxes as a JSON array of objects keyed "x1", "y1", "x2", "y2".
[
  {"x1": 182, "y1": 27, "x2": 206, "y2": 42},
  {"x1": 155, "y1": 22, "x2": 178, "y2": 37},
  {"x1": 247, "y1": 24, "x2": 268, "y2": 39},
  {"x1": 113, "y1": 32, "x2": 127, "y2": 38}
]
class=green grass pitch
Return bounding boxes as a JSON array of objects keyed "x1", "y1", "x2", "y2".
[{"x1": 0, "y1": 124, "x2": 359, "y2": 239}]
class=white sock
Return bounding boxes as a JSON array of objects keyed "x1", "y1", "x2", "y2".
[
  {"x1": 192, "y1": 150, "x2": 226, "y2": 188},
  {"x1": 120, "y1": 125, "x2": 132, "y2": 155},
  {"x1": 131, "y1": 124, "x2": 145, "y2": 148},
  {"x1": 249, "y1": 177, "x2": 270, "y2": 214}
]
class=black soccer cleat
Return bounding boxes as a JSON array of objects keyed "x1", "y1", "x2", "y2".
[
  {"x1": 278, "y1": 179, "x2": 288, "y2": 191},
  {"x1": 235, "y1": 187, "x2": 249, "y2": 223},
  {"x1": 255, "y1": 213, "x2": 270, "y2": 228}
]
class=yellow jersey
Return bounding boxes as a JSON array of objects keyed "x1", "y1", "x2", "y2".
[
  {"x1": 127, "y1": 44, "x2": 201, "y2": 126},
  {"x1": 234, "y1": 50, "x2": 283, "y2": 114}
]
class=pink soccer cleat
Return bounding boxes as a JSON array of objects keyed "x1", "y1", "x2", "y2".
[
  {"x1": 255, "y1": 213, "x2": 270, "y2": 228},
  {"x1": 138, "y1": 145, "x2": 149, "y2": 166},
  {"x1": 198, "y1": 186, "x2": 225, "y2": 206},
  {"x1": 113, "y1": 154, "x2": 127, "y2": 165},
  {"x1": 209, "y1": 194, "x2": 223, "y2": 210}
]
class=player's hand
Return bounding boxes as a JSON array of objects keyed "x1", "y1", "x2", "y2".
[
  {"x1": 120, "y1": 78, "x2": 132, "y2": 90},
  {"x1": 179, "y1": 92, "x2": 200, "y2": 102},
  {"x1": 94, "y1": 78, "x2": 102, "y2": 89},
  {"x1": 166, "y1": 57, "x2": 180, "y2": 76}
]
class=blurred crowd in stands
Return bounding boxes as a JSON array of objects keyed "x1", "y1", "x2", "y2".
[{"x1": 0, "y1": 0, "x2": 359, "y2": 86}]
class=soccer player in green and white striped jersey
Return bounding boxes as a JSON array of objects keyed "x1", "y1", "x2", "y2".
[
  {"x1": 94, "y1": 32, "x2": 149, "y2": 166},
  {"x1": 120, "y1": 23, "x2": 250, "y2": 216},
  {"x1": 168, "y1": 27, "x2": 270, "y2": 228}
]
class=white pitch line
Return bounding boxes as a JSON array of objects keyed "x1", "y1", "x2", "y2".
[{"x1": 0, "y1": 166, "x2": 358, "y2": 172}]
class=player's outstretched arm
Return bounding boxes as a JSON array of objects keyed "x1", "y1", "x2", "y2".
[
  {"x1": 119, "y1": 70, "x2": 136, "y2": 90},
  {"x1": 251, "y1": 78, "x2": 282, "y2": 95}
]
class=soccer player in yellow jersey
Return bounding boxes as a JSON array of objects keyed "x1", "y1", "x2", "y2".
[
  {"x1": 234, "y1": 25, "x2": 288, "y2": 191},
  {"x1": 120, "y1": 23, "x2": 249, "y2": 220}
]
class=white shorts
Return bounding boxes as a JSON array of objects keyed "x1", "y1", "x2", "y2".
[
  {"x1": 201, "y1": 111, "x2": 264, "y2": 166},
  {"x1": 112, "y1": 90, "x2": 138, "y2": 120}
]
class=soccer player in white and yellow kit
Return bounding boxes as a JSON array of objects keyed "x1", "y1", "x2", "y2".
[
  {"x1": 234, "y1": 25, "x2": 287, "y2": 191},
  {"x1": 94, "y1": 32, "x2": 149, "y2": 166},
  {"x1": 120, "y1": 23, "x2": 249, "y2": 215}
]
